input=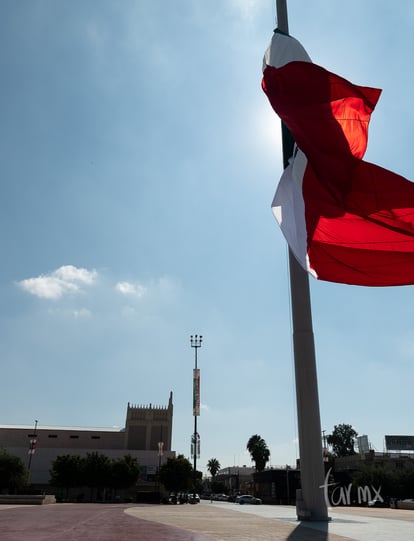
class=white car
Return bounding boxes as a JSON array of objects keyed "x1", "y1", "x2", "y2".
[{"x1": 236, "y1": 494, "x2": 262, "y2": 505}]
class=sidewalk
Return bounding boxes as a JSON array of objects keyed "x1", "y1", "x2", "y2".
[
  {"x1": 126, "y1": 502, "x2": 352, "y2": 541},
  {"x1": 126, "y1": 501, "x2": 414, "y2": 541}
]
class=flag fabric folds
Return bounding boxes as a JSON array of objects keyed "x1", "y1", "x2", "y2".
[{"x1": 263, "y1": 31, "x2": 414, "y2": 286}]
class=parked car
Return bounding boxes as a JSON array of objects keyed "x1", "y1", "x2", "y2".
[
  {"x1": 188, "y1": 493, "x2": 200, "y2": 504},
  {"x1": 236, "y1": 494, "x2": 262, "y2": 505},
  {"x1": 169, "y1": 492, "x2": 200, "y2": 504},
  {"x1": 368, "y1": 498, "x2": 383, "y2": 507}
]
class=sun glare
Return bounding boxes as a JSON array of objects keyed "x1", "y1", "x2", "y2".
[{"x1": 249, "y1": 102, "x2": 282, "y2": 160}]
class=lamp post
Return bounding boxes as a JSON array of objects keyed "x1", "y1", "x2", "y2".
[
  {"x1": 190, "y1": 334, "x2": 202, "y2": 495},
  {"x1": 27, "y1": 419, "x2": 38, "y2": 484},
  {"x1": 157, "y1": 440, "x2": 164, "y2": 499}
]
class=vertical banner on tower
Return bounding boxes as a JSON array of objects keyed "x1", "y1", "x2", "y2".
[
  {"x1": 191, "y1": 433, "x2": 201, "y2": 459},
  {"x1": 28, "y1": 438, "x2": 37, "y2": 455},
  {"x1": 196, "y1": 432, "x2": 200, "y2": 458},
  {"x1": 193, "y1": 368, "x2": 200, "y2": 416}
]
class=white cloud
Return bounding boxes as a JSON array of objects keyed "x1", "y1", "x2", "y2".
[
  {"x1": 53, "y1": 265, "x2": 97, "y2": 285},
  {"x1": 115, "y1": 281, "x2": 146, "y2": 298},
  {"x1": 17, "y1": 265, "x2": 97, "y2": 300}
]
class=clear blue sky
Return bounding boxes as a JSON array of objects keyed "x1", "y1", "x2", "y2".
[{"x1": 1, "y1": 0, "x2": 414, "y2": 473}]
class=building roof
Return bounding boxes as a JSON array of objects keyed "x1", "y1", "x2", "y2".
[{"x1": 0, "y1": 424, "x2": 124, "y2": 432}]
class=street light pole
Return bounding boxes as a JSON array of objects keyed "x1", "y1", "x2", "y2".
[
  {"x1": 157, "y1": 439, "x2": 164, "y2": 500},
  {"x1": 190, "y1": 334, "x2": 202, "y2": 496},
  {"x1": 27, "y1": 419, "x2": 38, "y2": 484}
]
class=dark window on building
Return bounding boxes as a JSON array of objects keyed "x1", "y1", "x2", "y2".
[
  {"x1": 91, "y1": 436, "x2": 100, "y2": 440},
  {"x1": 70, "y1": 435, "x2": 79, "y2": 439},
  {"x1": 48, "y1": 435, "x2": 58, "y2": 438}
]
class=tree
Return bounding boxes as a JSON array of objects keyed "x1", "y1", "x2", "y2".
[
  {"x1": 159, "y1": 454, "x2": 193, "y2": 494},
  {"x1": 49, "y1": 454, "x2": 84, "y2": 499},
  {"x1": 109, "y1": 454, "x2": 141, "y2": 494},
  {"x1": 207, "y1": 458, "x2": 221, "y2": 478},
  {"x1": 327, "y1": 424, "x2": 358, "y2": 457},
  {"x1": 83, "y1": 452, "x2": 112, "y2": 500},
  {"x1": 211, "y1": 480, "x2": 226, "y2": 494},
  {"x1": 352, "y1": 461, "x2": 414, "y2": 500},
  {"x1": 0, "y1": 450, "x2": 28, "y2": 493},
  {"x1": 50, "y1": 453, "x2": 141, "y2": 501},
  {"x1": 246, "y1": 435, "x2": 270, "y2": 471}
]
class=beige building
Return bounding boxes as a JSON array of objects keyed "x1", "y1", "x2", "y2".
[{"x1": 0, "y1": 392, "x2": 175, "y2": 486}]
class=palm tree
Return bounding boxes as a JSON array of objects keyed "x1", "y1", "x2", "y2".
[
  {"x1": 207, "y1": 458, "x2": 221, "y2": 478},
  {"x1": 246, "y1": 434, "x2": 270, "y2": 471}
]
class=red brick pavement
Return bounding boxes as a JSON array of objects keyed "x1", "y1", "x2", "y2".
[{"x1": 0, "y1": 504, "x2": 215, "y2": 541}]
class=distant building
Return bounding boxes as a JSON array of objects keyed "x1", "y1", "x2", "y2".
[
  {"x1": 357, "y1": 435, "x2": 370, "y2": 454},
  {"x1": 215, "y1": 466, "x2": 256, "y2": 495},
  {"x1": 384, "y1": 435, "x2": 414, "y2": 454},
  {"x1": 253, "y1": 467, "x2": 301, "y2": 504},
  {"x1": 214, "y1": 465, "x2": 301, "y2": 504},
  {"x1": 0, "y1": 392, "x2": 175, "y2": 487},
  {"x1": 334, "y1": 449, "x2": 414, "y2": 474}
]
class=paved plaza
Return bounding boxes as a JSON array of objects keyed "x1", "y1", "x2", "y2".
[
  {"x1": 1, "y1": 500, "x2": 413, "y2": 540},
  {"x1": 127, "y1": 501, "x2": 414, "y2": 541}
]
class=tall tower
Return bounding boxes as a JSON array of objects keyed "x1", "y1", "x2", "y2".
[{"x1": 124, "y1": 392, "x2": 173, "y2": 451}]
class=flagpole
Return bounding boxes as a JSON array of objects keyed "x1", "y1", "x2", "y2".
[{"x1": 276, "y1": 0, "x2": 329, "y2": 521}]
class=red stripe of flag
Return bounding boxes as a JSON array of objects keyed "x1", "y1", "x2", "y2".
[{"x1": 263, "y1": 32, "x2": 414, "y2": 286}]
